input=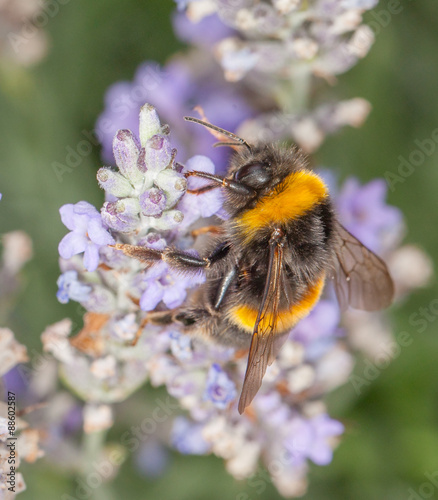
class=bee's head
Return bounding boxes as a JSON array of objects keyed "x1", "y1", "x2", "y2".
[
  {"x1": 232, "y1": 161, "x2": 273, "y2": 189},
  {"x1": 229, "y1": 143, "x2": 306, "y2": 196}
]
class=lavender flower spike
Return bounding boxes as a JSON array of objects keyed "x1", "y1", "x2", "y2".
[{"x1": 98, "y1": 104, "x2": 186, "y2": 234}]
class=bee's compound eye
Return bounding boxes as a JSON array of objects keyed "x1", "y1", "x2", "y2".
[{"x1": 233, "y1": 163, "x2": 271, "y2": 188}]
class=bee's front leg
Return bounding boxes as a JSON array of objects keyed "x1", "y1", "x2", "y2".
[
  {"x1": 185, "y1": 171, "x2": 256, "y2": 197},
  {"x1": 112, "y1": 241, "x2": 230, "y2": 273}
]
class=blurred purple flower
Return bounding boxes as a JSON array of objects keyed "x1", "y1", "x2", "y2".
[
  {"x1": 169, "y1": 330, "x2": 193, "y2": 361},
  {"x1": 95, "y1": 59, "x2": 253, "y2": 171},
  {"x1": 172, "y1": 12, "x2": 233, "y2": 47},
  {"x1": 178, "y1": 155, "x2": 225, "y2": 227},
  {"x1": 58, "y1": 202, "x2": 115, "y2": 272},
  {"x1": 135, "y1": 440, "x2": 170, "y2": 478},
  {"x1": 61, "y1": 404, "x2": 83, "y2": 435},
  {"x1": 174, "y1": 0, "x2": 190, "y2": 10},
  {"x1": 285, "y1": 414, "x2": 344, "y2": 466},
  {"x1": 291, "y1": 300, "x2": 340, "y2": 346},
  {"x1": 171, "y1": 416, "x2": 211, "y2": 455},
  {"x1": 56, "y1": 270, "x2": 92, "y2": 304},
  {"x1": 336, "y1": 178, "x2": 403, "y2": 252},
  {"x1": 2, "y1": 366, "x2": 28, "y2": 400},
  {"x1": 203, "y1": 363, "x2": 237, "y2": 409}
]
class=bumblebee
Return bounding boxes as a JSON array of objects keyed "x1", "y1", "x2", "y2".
[{"x1": 115, "y1": 117, "x2": 394, "y2": 414}]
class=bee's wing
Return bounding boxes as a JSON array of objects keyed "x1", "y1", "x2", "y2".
[
  {"x1": 332, "y1": 223, "x2": 394, "y2": 311},
  {"x1": 238, "y1": 239, "x2": 286, "y2": 414}
]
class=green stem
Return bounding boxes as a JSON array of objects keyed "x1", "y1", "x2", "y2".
[
  {"x1": 81, "y1": 429, "x2": 107, "y2": 475},
  {"x1": 79, "y1": 429, "x2": 116, "y2": 500},
  {"x1": 276, "y1": 66, "x2": 312, "y2": 114}
]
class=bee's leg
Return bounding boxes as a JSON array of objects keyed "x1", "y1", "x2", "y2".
[
  {"x1": 213, "y1": 266, "x2": 238, "y2": 310},
  {"x1": 185, "y1": 171, "x2": 256, "y2": 198},
  {"x1": 191, "y1": 225, "x2": 223, "y2": 238},
  {"x1": 113, "y1": 241, "x2": 230, "y2": 273},
  {"x1": 186, "y1": 184, "x2": 218, "y2": 195}
]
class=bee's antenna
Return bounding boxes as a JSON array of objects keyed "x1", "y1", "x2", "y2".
[
  {"x1": 213, "y1": 141, "x2": 248, "y2": 149},
  {"x1": 184, "y1": 116, "x2": 252, "y2": 152}
]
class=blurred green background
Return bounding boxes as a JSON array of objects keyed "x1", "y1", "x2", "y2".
[{"x1": 1, "y1": 0, "x2": 438, "y2": 499}]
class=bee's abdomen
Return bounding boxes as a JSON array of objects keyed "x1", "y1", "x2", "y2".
[{"x1": 226, "y1": 274, "x2": 325, "y2": 335}]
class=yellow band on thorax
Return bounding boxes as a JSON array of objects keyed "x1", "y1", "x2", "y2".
[{"x1": 235, "y1": 170, "x2": 327, "y2": 241}]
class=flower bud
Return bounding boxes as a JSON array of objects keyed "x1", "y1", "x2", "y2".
[
  {"x1": 101, "y1": 198, "x2": 140, "y2": 233},
  {"x1": 145, "y1": 134, "x2": 173, "y2": 171},
  {"x1": 113, "y1": 130, "x2": 143, "y2": 185},
  {"x1": 149, "y1": 210, "x2": 184, "y2": 230},
  {"x1": 155, "y1": 169, "x2": 187, "y2": 208},
  {"x1": 97, "y1": 168, "x2": 134, "y2": 198},
  {"x1": 139, "y1": 187, "x2": 167, "y2": 217},
  {"x1": 139, "y1": 103, "x2": 162, "y2": 146},
  {"x1": 137, "y1": 147, "x2": 147, "y2": 173},
  {"x1": 82, "y1": 285, "x2": 117, "y2": 313}
]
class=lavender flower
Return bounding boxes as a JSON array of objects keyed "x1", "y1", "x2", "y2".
[
  {"x1": 203, "y1": 364, "x2": 237, "y2": 409},
  {"x1": 171, "y1": 1, "x2": 379, "y2": 152},
  {"x1": 98, "y1": 105, "x2": 187, "y2": 234},
  {"x1": 180, "y1": 0, "x2": 378, "y2": 82},
  {"x1": 56, "y1": 270, "x2": 92, "y2": 304},
  {"x1": 291, "y1": 299, "x2": 341, "y2": 347},
  {"x1": 58, "y1": 201, "x2": 115, "y2": 272},
  {"x1": 172, "y1": 11, "x2": 233, "y2": 47},
  {"x1": 171, "y1": 416, "x2": 211, "y2": 455},
  {"x1": 140, "y1": 260, "x2": 205, "y2": 311},
  {"x1": 336, "y1": 177, "x2": 404, "y2": 252},
  {"x1": 135, "y1": 440, "x2": 170, "y2": 478},
  {"x1": 284, "y1": 414, "x2": 344, "y2": 466}
]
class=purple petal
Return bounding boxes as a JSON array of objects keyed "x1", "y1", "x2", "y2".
[
  {"x1": 172, "y1": 12, "x2": 233, "y2": 48},
  {"x1": 171, "y1": 417, "x2": 210, "y2": 455},
  {"x1": 144, "y1": 260, "x2": 168, "y2": 280},
  {"x1": 59, "y1": 204, "x2": 76, "y2": 231},
  {"x1": 198, "y1": 190, "x2": 224, "y2": 218},
  {"x1": 87, "y1": 218, "x2": 115, "y2": 245},
  {"x1": 58, "y1": 232, "x2": 87, "y2": 259},
  {"x1": 74, "y1": 201, "x2": 100, "y2": 217},
  {"x1": 184, "y1": 156, "x2": 216, "y2": 189},
  {"x1": 163, "y1": 286, "x2": 186, "y2": 309},
  {"x1": 314, "y1": 415, "x2": 344, "y2": 437},
  {"x1": 308, "y1": 441, "x2": 333, "y2": 466},
  {"x1": 140, "y1": 281, "x2": 165, "y2": 311},
  {"x1": 83, "y1": 243, "x2": 100, "y2": 272}
]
